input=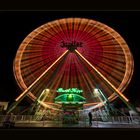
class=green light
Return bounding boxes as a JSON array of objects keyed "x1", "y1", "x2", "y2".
[
  {"x1": 67, "y1": 94, "x2": 73, "y2": 101},
  {"x1": 54, "y1": 93, "x2": 86, "y2": 104},
  {"x1": 57, "y1": 88, "x2": 83, "y2": 93}
]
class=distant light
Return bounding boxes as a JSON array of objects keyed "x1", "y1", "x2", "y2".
[
  {"x1": 94, "y1": 88, "x2": 99, "y2": 94},
  {"x1": 46, "y1": 89, "x2": 50, "y2": 92}
]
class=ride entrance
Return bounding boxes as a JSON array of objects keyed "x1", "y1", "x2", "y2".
[{"x1": 7, "y1": 18, "x2": 135, "y2": 123}]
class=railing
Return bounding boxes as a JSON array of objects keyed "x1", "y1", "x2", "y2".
[{"x1": 0, "y1": 115, "x2": 140, "y2": 128}]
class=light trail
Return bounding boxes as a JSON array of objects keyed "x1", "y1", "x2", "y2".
[
  {"x1": 84, "y1": 102, "x2": 105, "y2": 110},
  {"x1": 38, "y1": 100, "x2": 61, "y2": 111},
  {"x1": 75, "y1": 49, "x2": 129, "y2": 102},
  {"x1": 7, "y1": 50, "x2": 68, "y2": 113},
  {"x1": 15, "y1": 50, "x2": 68, "y2": 101},
  {"x1": 84, "y1": 102, "x2": 100, "y2": 106}
]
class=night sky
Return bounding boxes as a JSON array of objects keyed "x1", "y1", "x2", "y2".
[{"x1": 0, "y1": 11, "x2": 140, "y2": 106}]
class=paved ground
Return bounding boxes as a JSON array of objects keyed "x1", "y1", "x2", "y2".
[{"x1": 1, "y1": 121, "x2": 140, "y2": 128}]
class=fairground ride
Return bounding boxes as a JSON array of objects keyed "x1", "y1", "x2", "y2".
[{"x1": 7, "y1": 18, "x2": 135, "y2": 115}]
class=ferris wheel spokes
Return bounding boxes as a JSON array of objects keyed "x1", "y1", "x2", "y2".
[
  {"x1": 74, "y1": 49, "x2": 136, "y2": 111},
  {"x1": 7, "y1": 50, "x2": 69, "y2": 113}
]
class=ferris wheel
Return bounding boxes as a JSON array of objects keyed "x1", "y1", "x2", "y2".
[{"x1": 9, "y1": 18, "x2": 134, "y2": 113}]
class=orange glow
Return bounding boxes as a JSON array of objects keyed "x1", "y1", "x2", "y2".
[
  {"x1": 44, "y1": 102, "x2": 61, "y2": 107},
  {"x1": 38, "y1": 100, "x2": 61, "y2": 111},
  {"x1": 84, "y1": 102, "x2": 100, "y2": 106},
  {"x1": 13, "y1": 18, "x2": 134, "y2": 111},
  {"x1": 15, "y1": 50, "x2": 69, "y2": 101},
  {"x1": 75, "y1": 50, "x2": 129, "y2": 102}
]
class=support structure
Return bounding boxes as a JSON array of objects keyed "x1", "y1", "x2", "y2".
[
  {"x1": 7, "y1": 48, "x2": 137, "y2": 115},
  {"x1": 75, "y1": 50, "x2": 137, "y2": 113},
  {"x1": 7, "y1": 50, "x2": 68, "y2": 114}
]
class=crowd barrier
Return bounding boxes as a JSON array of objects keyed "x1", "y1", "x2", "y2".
[{"x1": 0, "y1": 115, "x2": 140, "y2": 128}]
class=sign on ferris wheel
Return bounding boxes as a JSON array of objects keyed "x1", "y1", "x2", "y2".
[{"x1": 57, "y1": 88, "x2": 83, "y2": 94}]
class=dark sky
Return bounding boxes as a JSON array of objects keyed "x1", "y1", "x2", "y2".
[{"x1": 0, "y1": 11, "x2": 140, "y2": 106}]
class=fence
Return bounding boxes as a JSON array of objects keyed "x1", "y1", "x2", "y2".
[{"x1": 0, "y1": 114, "x2": 140, "y2": 128}]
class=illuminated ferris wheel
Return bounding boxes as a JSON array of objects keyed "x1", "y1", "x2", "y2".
[{"x1": 9, "y1": 18, "x2": 134, "y2": 112}]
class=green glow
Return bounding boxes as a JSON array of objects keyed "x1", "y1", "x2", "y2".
[
  {"x1": 67, "y1": 94, "x2": 73, "y2": 101},
  {"x1": 54, "y1": 93, "x2": 86, "y2": 104},
  {"x1": 57, "y1": 88, "x2": 83, "y2": 93}
]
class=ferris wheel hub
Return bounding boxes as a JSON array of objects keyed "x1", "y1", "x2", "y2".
[{"x1": 60, "y1": 41, "x2": 83, "y2": 52}]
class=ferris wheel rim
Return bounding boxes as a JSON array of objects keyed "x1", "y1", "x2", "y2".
[{"x1": 13, "y1": 17, "x2": 134, "y2": 107}]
